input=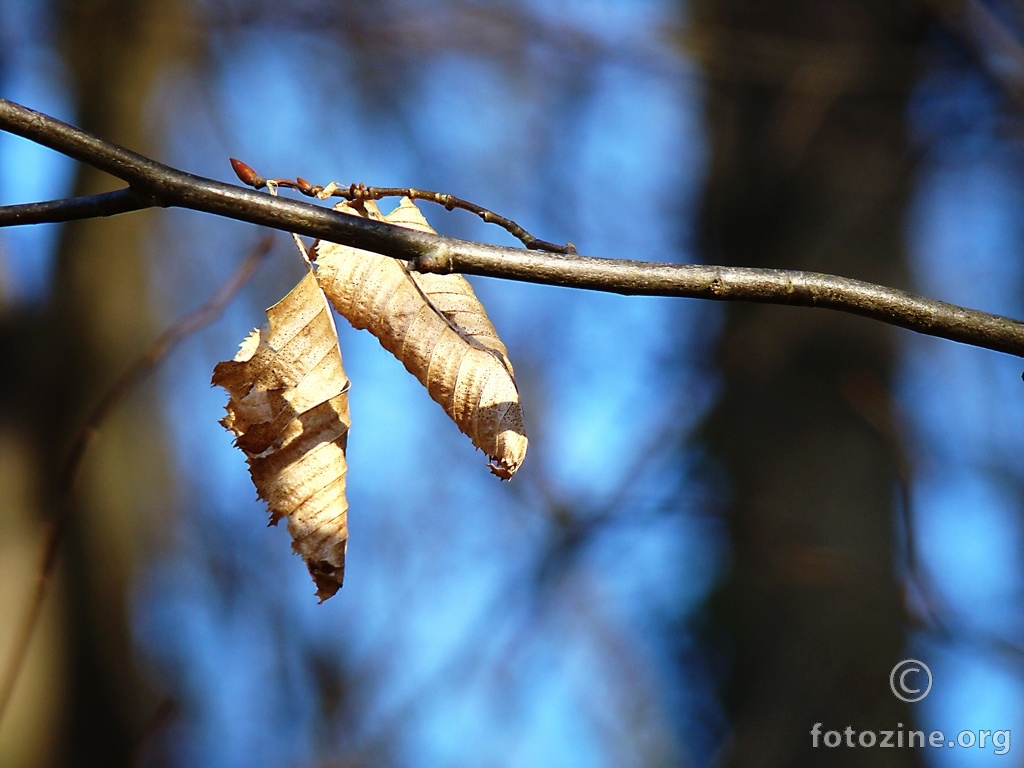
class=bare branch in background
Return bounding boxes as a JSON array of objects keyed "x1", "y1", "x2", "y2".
[
  {"x1": 2, "y1": 98, "x2": 1024, "y2": 359},
  {"x1": 0, "y1": 236, "x2": 271, "y2": 728},
  {"x1": 843, "y1": 372, "x2": 1024, "y2": 666},
  {"x1": 929, "y1": 0, "x2": 1024, "y2": 108}
]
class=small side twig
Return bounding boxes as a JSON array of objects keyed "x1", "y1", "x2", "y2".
[
  {"x1": 0, "y1": 235, "x2": 272, "y2": 727},
  {"x1": 230, "y1": 158, "x2": 577, "y2": 254}
]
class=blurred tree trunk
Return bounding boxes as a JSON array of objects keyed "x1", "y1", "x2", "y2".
[
  {"x1": 690, "y1": 2, "x2": 925, "y2": 766},
  {"x1": 0, "y1": 1, "x2": 194, "y2": 765}
]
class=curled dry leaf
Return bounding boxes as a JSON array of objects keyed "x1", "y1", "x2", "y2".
[
  {"x1": 212, "y1": 270, "x2": 351, "y2": 601},
  {"x1": 314, "y1": 197, "x2": 527, "y2": 478}
]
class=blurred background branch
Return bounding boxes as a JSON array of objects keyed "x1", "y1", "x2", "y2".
[{"x1": 0, "y1": 233, "x2": 269, "y2": 734}]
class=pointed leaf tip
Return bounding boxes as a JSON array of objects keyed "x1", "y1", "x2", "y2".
[{"x1": 315, "y1": 198, "x2": 528, "y2": 477}]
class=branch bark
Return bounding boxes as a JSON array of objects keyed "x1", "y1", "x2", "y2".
[{"x1": 2, "y1": 97, "x2": 1024, "y2": 359}]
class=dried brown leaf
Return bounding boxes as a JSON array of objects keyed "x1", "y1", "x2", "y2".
[
  {"x1": 212, "y1": 270, "x2": 351, "y2": 601},
  {"x1": 314, "y1": 198, "x2": 527, "y2": 478}
]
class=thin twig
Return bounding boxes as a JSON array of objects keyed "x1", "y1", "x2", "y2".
[
  {"x1": 0, "y1": 235, "x2": 272, "y2": 728},
  {"x1": 232, "y1": 159, "x2": 575, "y2": 254},
  {"x1": 2, "y1": 98, "x2": 1024, "y2": 359}
]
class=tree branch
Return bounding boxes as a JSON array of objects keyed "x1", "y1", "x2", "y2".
[
  {"x1": 2, "y1": 97, "x2": 1024, "y2": 359},
  {"x1": 0, "y1": 188, "x2": 153, "y2": 226}
]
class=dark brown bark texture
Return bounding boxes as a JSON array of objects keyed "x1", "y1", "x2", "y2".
[{"x1": 691, "y1": 2, "x2": 926, "y2": 766}]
